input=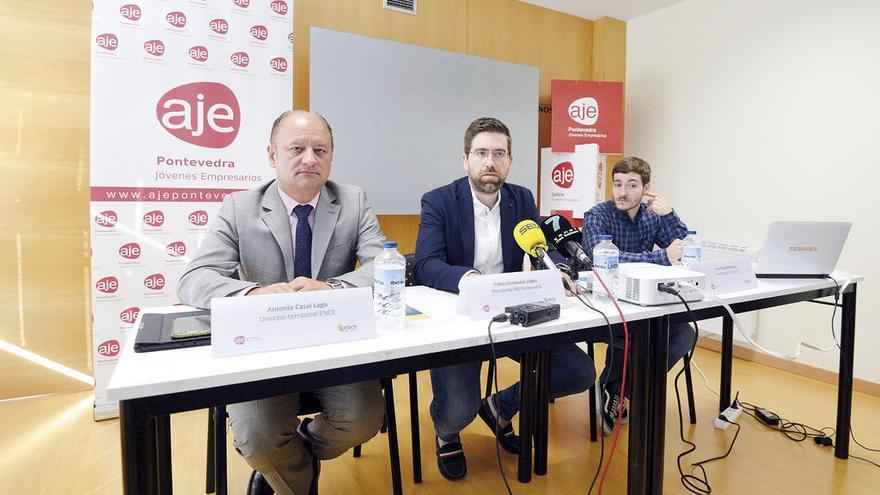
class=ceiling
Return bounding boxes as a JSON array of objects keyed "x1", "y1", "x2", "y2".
[{"x1": 517, "y1": 0, "x2": 685, "y2": 21}]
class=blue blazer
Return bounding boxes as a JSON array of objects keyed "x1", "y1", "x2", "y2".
[{"x1": 414, "y1": 177, "x2": 566, "y2": 293}]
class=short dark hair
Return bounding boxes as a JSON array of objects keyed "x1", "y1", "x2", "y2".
[
  {"x1": 463, "y1": 117, "x2": 511, "y2": 154},
  {"x1": 269, "y1": 109, "x2": 334, "y2": 148},
  {"x1": 612, "y1": 156, "x2": 651, "y2": 185}
]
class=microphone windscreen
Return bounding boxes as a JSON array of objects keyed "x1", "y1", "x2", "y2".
[{"x1": 514, "y1": 220, "x2": 548, "y2": 257}]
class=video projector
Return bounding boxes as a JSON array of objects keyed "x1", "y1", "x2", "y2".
[{"x1": 615, "y1": 263, "x2": 706, "y2": 306}]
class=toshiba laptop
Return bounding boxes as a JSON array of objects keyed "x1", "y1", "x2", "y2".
[{"x1": 754, "y1": 221, "x2": 851, "y2": 278}]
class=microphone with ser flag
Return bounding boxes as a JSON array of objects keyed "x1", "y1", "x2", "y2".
[
  {"x1": 540, "y1": 214, "x2": 591, "y2": 266},
  {"x1": 513, "y1": 219, "x2": 559, "y2": 271}
]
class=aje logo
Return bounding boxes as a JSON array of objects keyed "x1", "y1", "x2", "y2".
[
  {"x1": 568, "y1": 97, "x2": 599, "y2": 126},
  {"x1": 120, "y1": 4, "x2": 142, "y2": 21},
  {"x1": 96, "y1": 33, "x2": 119, "y2": 51},
  {"x1": 143, "y1": 210, "x2": 165, "y2": 227},
  {"x1": 551, "y1": 162, "x2": 574, "y2": 189},
  {"x1": 166, "y1": 241, "x2": 187, "y2": 257},
  {"x1": 270, "y1": 57, "x2": 287, "y2": 73},
  {"x1": 230, "y1": 51, "x2": 249, "y2": 67},
  {"x1": 157, "y1": 82, "x2": 240, "y2": 149},
  {"x1": 189, "y1": 210, "x2": 209, "y2": 226},
  {"x1": 119, "y1": 242, "x2": 142, "y2": 260},
  {"x1": 210, "y1": 18, "x2": 229, "y2": 35},
  {"x1": 250, "y1": 25, "x2": 268, "y2": 41},
  {"x1": 166, "y1": 11, "x2": 187, "y2": 28},
  {"x1": 144, "y1": 39, "x2": 165, "y2": 57},
  {"x1": 144, "y1": 273, "x2": 166, "y2": 290},
  {"x1": 120, "y1": 306, "x2": 141, "y2": 324},
  {"x1": 232, "y1": 0, "x2": 250, "y2": 8},
  {"x1": 96, "y1": 276, "x2": 119, "y2": 294},
  {"x1": 95, "y1": 210, "x2": 118, "y2": 227},
  {"x1": 97, "y1": 340, "x2": 121, "y2": 357},
  {"x1": 189, "y1": 45, "x2": 209, "y2": 62},
  {"x1": 270, "y1": 0, "x2": 288, "y2": 15}
]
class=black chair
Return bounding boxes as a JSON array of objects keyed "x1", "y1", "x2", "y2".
[{"x1": 206, "y1": 377, "x2": 403, "y2": 495}]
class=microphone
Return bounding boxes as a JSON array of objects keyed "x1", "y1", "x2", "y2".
[
  {"x1": 513, "y1": 219, "x2": 558, "y2": 271},
  {"x1": 540, "y1": 215, "x2": 591, "y2": 266}
]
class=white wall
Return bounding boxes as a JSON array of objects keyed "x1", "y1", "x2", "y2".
[{"x1": 626, "y1": 0, "x2": 880, "y2": 384}]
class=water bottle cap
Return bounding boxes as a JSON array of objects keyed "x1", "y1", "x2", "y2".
[
  {"x1": 599, "y1": 235, "x2": 612, "y2": 241},
  {"x1": 687, "y1": 230, "x2": 697, "y2": 235},
  {"x1": 383, "y1": 241, "x2": 398, "y2": 249}
]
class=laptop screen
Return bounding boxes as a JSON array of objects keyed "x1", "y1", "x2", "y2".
[{"x1": 755, "y1": 221, "x2": 851, "y2": 277}]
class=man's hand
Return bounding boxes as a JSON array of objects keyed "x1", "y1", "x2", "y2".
[
  {"x1": 247, "y1": 277, "x2": 331, "y2": 295},
  {"x1": 561, "y1": 271, "x2": 581, "y2": 296},
  {"x1": 644, "y1": 191, "x2": 673, "y2": 216},
  {"x1": 666, "y1": 239, "x2": 683, "y2": 265}
]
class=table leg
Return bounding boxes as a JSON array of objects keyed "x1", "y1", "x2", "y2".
[
  {"x1": 646, "y1": 316, "x2": 670, "y2": 495},
  {"x1": 120, "y1": 399, "x2": 158, "y2": 495},
  {"x1": 517, "y1": 352, "x2": 535, "y2": 483},
  {"x1": 627, "y1": 319, "x2": 651, "y2": 495},
  {"x1": 155, "y1": 414, "x2": 172, "y2": 495},
  {"x1": 835, "y1": 284, "x2": 857, "y2": 459},
  {"x1": 719, "y1": 314, "x2": 734, "y2": 412},
  {"x1": 533, "y1": 349, "x2": 550, "y2": 475}
]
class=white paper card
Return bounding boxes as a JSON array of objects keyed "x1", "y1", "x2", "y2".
[
  {"x1": 693, "y1": 258, "x2": 758, "y2": 295},
  {"x1": 458, "y1": 270, "x2": 566, "y2": 320},
  {"x1": 211, "y1": 287, "x2": 377, "y2": 357}
]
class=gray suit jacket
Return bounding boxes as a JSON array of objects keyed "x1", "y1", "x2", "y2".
[{"x1": 177, "y1": 180, "x2": 385, "y2": 309}]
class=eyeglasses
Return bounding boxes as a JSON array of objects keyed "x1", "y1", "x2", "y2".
[{"x1": 469, "y1": 149, "x2": 509, "y2": 161}]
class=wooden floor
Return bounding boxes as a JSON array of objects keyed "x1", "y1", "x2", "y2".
[{"x1": 1, "y1": 346, "x2": 878, "y2": 494}]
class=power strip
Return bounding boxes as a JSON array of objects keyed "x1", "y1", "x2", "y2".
[{"x1": 714, "y1": 401, "x2": 743, "y2": 430}]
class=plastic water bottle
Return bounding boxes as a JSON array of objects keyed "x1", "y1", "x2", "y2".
[
  {"x1": 373, "y1": 241, "x2": 406, "y2": 330},
  {"x1": 592, "y1": 235, "x2": 619, "y2": 305},
  {"x1": 681, "y1": 230, "x2": 702, "y2": 269}
]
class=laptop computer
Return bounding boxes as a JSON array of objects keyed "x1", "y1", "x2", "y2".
[
  {"x1": 134, "y1": 309, "x2": 212, "y2": 353},
  {"x1": 754, "y1": 221, "x2": 851, "y2": 278}
]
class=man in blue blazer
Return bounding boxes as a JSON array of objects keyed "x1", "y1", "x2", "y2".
[{"x1": 414, "y1": 117, "x2": 596, "y2": 481}]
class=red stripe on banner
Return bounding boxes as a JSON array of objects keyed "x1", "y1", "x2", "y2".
[{"x1": 90, "y1": 186, "x2": 245, "y2": 202}]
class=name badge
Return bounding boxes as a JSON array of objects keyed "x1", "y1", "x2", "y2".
[
  {"x1": 458, "y1": 270, "x2": 566, "y2": 320},
  {"x1": 692, "y1": 258, "x2": 757, "y2": 295},
  {"x1": 211, "y1": 287, "x2": 376, "y2": 357}
]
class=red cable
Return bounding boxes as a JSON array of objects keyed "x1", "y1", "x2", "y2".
[{"x1": 591, "y1": 267, "x2": 629, "y2": 495}]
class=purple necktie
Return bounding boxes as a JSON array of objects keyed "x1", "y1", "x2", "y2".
[{"x1": 292, "y1": 204, "x2": 313, "y2": 279}]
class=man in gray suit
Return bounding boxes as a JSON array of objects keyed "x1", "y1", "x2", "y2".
[{"x1": 178, "y1": 110, "x2": 386, "y2": 495}]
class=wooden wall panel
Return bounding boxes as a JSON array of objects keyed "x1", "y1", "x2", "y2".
[{"x1": 592, "y1": 17, "x2": 627, "y2": 200}]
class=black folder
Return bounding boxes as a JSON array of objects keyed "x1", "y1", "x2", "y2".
[{"x1": 134, "y1": 310, "x2": 212, "y2": 353}]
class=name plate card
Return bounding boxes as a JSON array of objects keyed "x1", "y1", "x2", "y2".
[
  {"x1": 458, "y1": 270, "x2": 566, "y2": 320},
  {"x1": 211, "y1": 287, "x2": 376, "y2": 357},
  {"x1": 693, "y1": 258, "x2": 758, "y2": 295}
]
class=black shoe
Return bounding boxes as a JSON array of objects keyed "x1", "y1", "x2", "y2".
[
  {"x1": 246, "y1": 470, "x2": 274, "y2": 495},
  {"x1": 435, "y1": 435, "x2": 467, "y2": 481},
  {"x1": 599, "y1": 383, "x2": 628, "y2": 436},
  {"x1": 478, "y1": 397, "x2": 520, "y2": 454}
]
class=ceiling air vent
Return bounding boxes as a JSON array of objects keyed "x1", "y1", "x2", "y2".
[{"x1": 384, "y1": 0, "x2": 416, "y2": 15}]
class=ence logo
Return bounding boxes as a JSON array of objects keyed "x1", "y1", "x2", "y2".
[
  {"x1": 156, "y1": 82, "x2": 240, "y2": 149},
  {"x1": 143, "y1": 210, "x2": 165, "y2": 227},
  {"x1": 210, "y1": 18, "x2": 229, "y2": 35},
  {"x1": 336, "y1": 323, "x2": 358, "y2": 333},
  {"x1": 166, "y1": 241, "x2": 187, "y2": 257},
  {"x1": 551, "y1": 161, "x2": 574, "y2": 189},
  {"x1": 188, "y1": 210, "x2": 209, "y2": 226},
  {"x1": 144, "y1": 273, "x2": 166, "y2": 290},
  {"x1": 249, "y1": 25, "x2": 268, "y2": 41},
  {"x1": 120, "y1": 306, "x2": 141, "y2": 324},
  {"x1": 568, "y1": 97, "x2": 599, "y2": 126},
  {"x1": 189, "y1": 45, "x2": 209, "y2": 62},
  {"x1": 95, "y1": 210, "x2": 118, "y2": 227},
  {"x1": 144, "y1": 39, "x2": 165, "y2": 57},
  {"x1": 166, "y1": 11, "x2": 187, "y2": 28},
  {"x1": 270, "y1": 0, "x2": 288, "y2": 15},
  {"x1": 230, "y1": 51, "x2": 249, "y2": 67},
  {"x1": 97, "y1": 339, "x2": 121, "y2": 357},
  {"x1": 119, "y1": 242, "x2": 142, "y2": 260},
  {"x1": 96, "y1": 276, "x2": 119, "y2": 294},
  {"x1": 119, "y1": 4, "x2": 142, "y2": 21},
  {"x1": 269, "y1": 57, "x2": 287, "y2": 73},
  {"x1": 96, "y1": 33, "x2": 119, "y2": 51},
  {"x1": 232, "y1": 0, "x2": 250, "y2": 8}
]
